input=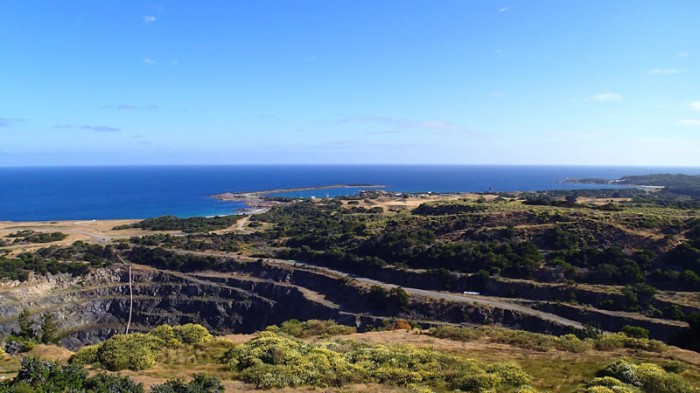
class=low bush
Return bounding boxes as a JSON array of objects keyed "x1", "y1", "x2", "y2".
[
  {"x1": 151, "y1": 374, "x2": 224, "y2": 393},
  {"x1": 224, "y1": 331, "x2": 533, "y2": 391},
  {"x1": 265, "y1": 319, "x2": 356, "y2": 338},
  {"x1": 69, "y1": 324, "x2": 214, "y2": 372},
  {"x1": 1, "y1": 357, "x2": 144, "y2": 393},
  {"x1": 430, "y1": 326, "x2": 666, "y2": 354},
  {"x1": 69, "y1": 344, "x2": 99, "y2": 365},
  {"x1": 96, "y1": 333, "x2": 164, "y2": 371},
  {"x1": 598, "y1": 359, "x2": 699, "y2": 393},
  {"x1": 172, "y1": 324, "x2": 213, "y2": 345}
]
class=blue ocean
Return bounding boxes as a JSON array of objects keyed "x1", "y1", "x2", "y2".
[{"x1": 1, "y1": 165, "x2": 699, "y2": 221}]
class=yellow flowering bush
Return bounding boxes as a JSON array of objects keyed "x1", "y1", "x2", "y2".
[{"x1": 225, "y1": 332, "x2": 534, "y2": 391}]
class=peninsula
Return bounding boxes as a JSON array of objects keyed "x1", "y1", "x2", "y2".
[{"x1": 212, "y1": 184, "x2": 386, "y2": 207}]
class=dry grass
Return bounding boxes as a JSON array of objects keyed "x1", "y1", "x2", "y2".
[
  {"x1": 0, "y1": 219, "x2": 151, "y2": 256},
  {"x1": 24, "y1": 344, "x2": 74, "y2": 363}
]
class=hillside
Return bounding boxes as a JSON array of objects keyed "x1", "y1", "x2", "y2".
[
  {"x1": 2, "y1": 191, "x2": 700, "y2": 391},
  {"x1": 2, "y1": 321, "x2": 700, "y2": 392}
]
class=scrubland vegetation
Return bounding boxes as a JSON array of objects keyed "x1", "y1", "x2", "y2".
[
  {"x1": 0, "y1": 241, "x2": 115, "y2": 281},
  {"x1": 2, "y1": 321, "x2": 699, "y2": 392},
  {"x1": 3, "y1": 185, "x2": 700, "y2": 391},
  {"x1": 6, "y1": 230, "x2": 67, "y2": 244},
  {"x1": 114, "y1": 215, "x2": 240, "y2": 233},
  {"x1": 430, "y1": 326, "x2": 668, "y2": 354}
]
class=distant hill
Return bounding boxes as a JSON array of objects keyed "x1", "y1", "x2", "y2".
[
  {"x1": 617, "y1": 174, "x2": 700, "y2": 198},
  {"x1": 572, "y1": 173, "x2": 700, "y2": 199}
]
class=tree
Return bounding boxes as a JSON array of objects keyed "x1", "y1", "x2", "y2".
[
  {"x1": 40, "y1": 313, "x2": 60, "y2": 345},
  {"x1": 390, "y1": 287, "x2": 410, "y2": 312},
  {"x1": 17, "y1": 309, "x2": 35, "y2": 339}
]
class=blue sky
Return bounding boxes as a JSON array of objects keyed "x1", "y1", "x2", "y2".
[{"x1": 1, "y1": 1, "x2": 699, "y2": 166}]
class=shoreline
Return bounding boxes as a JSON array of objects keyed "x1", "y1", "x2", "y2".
[{"x1": 212, "y1": 184, "x2": 387, "y2": 201}]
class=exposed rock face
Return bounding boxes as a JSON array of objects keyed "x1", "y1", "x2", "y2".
[
  {"x1": 3, "y1": 259, "x2": 684, "y2": 351},
  {"x1": 0, "y1": 265, "x2": 342, "y2": 350}
]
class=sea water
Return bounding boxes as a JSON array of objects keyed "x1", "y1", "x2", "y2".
[{"x1": 1, "y1": 165, "x2": 698, "y2": 221}]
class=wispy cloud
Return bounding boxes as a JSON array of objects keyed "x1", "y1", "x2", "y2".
[
  {"x1": 585, "y1": 93, "x2": 623, "y2": 102},
  {"x1": 142, "y1": 16, "x2": 157, "y2": 24},
  {"x1": 679, "y1": 51, "x2": 691, "y2": 58},
  {"x1": 169, "y1": 59, "x2": 179, "y2": 66},
  {"x1": 677, "y1": 119, "x2": 700, "y2": 127},
  {"x1": 80, "y1": 125, "x2": 121, "y2": 132},
  {"x1": 310, "y1": 139, "x2": 424, "y2": 150},
  {"x1": 499, "y1": 5, "x2": 511, "y2": 12},
  {"x1": 55, "y1": 124, "x2": 122, "y2": 132},
  {"x1": 143, "y1": 57, "x2": 156, "y2": 65},
  {"x1": 690, "y1": 101, "x2": 700, "y2": 111},
  {"x1": 649, "y1": 68, "x2": 680, "y2": 74},
  {"x1": 490, "y1": 91, "x2": 506, "y2": 97},
  {"x1": 0, "y1": 117, "x2": 25, "y2": 127},
  {"x1": 339, "y1": 115, "x2": 474, "y2": 135},
  {"x1": 102, "y1": 104, "x2": 159, "y2": 111}
]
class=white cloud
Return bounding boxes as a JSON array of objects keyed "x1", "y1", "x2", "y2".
[
  {"x1": 650, "y1": 68, "x2": 680, "y2": 74},
  {"x1": 677, "y1": 119, "x2": 700, "y2": 126},
  {"x1": 679, "y1": 51, "x2": 691, "y2": 58},
  {"x1": 142, "y1": 16, "x2": 157, "y2": 24},
  {"x1": 143, "y1": 57, "x2": 156, "y2": 65},
  {"x1": 499, "y1": 6, "x2": 510, "y2": 12},
  {"x1": 586, "y1": 93, "x2": 623, "y2": 102},
  {"x1": 690, "y1": 101, "x2": 700, "y2": 111}
]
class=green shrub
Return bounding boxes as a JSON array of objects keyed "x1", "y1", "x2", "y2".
[
  {"x1": 151, "y1": 374, "x2": 224, "y2": 393},
  {"x1": 97, "y1": 333, "x2": 164, "y2": 371},
  {"x1": 266, "y1": 319, "x2": 356, "y2": 338},
  {"x1": 240, "y1": 364, "x2": 302, "y2": 389},
  {"x1": 151, "y1": 325, "x2": 177, "y2": 342},
  {"x1": 514, "y1": 387, "x2": 542, "y2": 393},
  {"x1": 556, "y1": 334, "x2": 592, "y2": 353},
  {"x1": 449, "y1": 372, "x2": 501, "y2": 392},
  {"x1": 226, "y1": 332, "x2": 533, "y2": 390},
  {"x1": 599, "y1": 360, "x2": 642, "y2": 386},
  {"x1": 662, "y1": 360, "x2": 689, "y2": 374},
  {"x1": 172, "y1": 324, "x2": 212, "y2": 345},
  {"x1": 621, "y1": 325, "x2": 649, "y2": 339},
  {"x1": 635, "y1": 363, "x2": 694, "y2": 393},
  {"x1": 3, "y1": 360, "x2": 143, "y2": 392},
  {"x1": 586, "y1": 376, "x2": 626, "y2": 388},
  {"x1": 69, "y1": 344, "x2": 99, "y2": 365},
  {"x1": 598, "y1": 360, "x2": 699, "y2": 393},
  {"x1": 10, "y1": 357, "x2": 87, "y2": 392},
  {"x1": 485, "y1": 362, "x2": 532, "y2": 386},
  {"x1": 594, "y1": 334, "x2": 627, "y2": 351},
  {"x1": 84, "y1": 373, "x2": 144, "y2": 393},
  {"x1": 586, "y1": 387, "x2": 615, "y2": 393}
]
